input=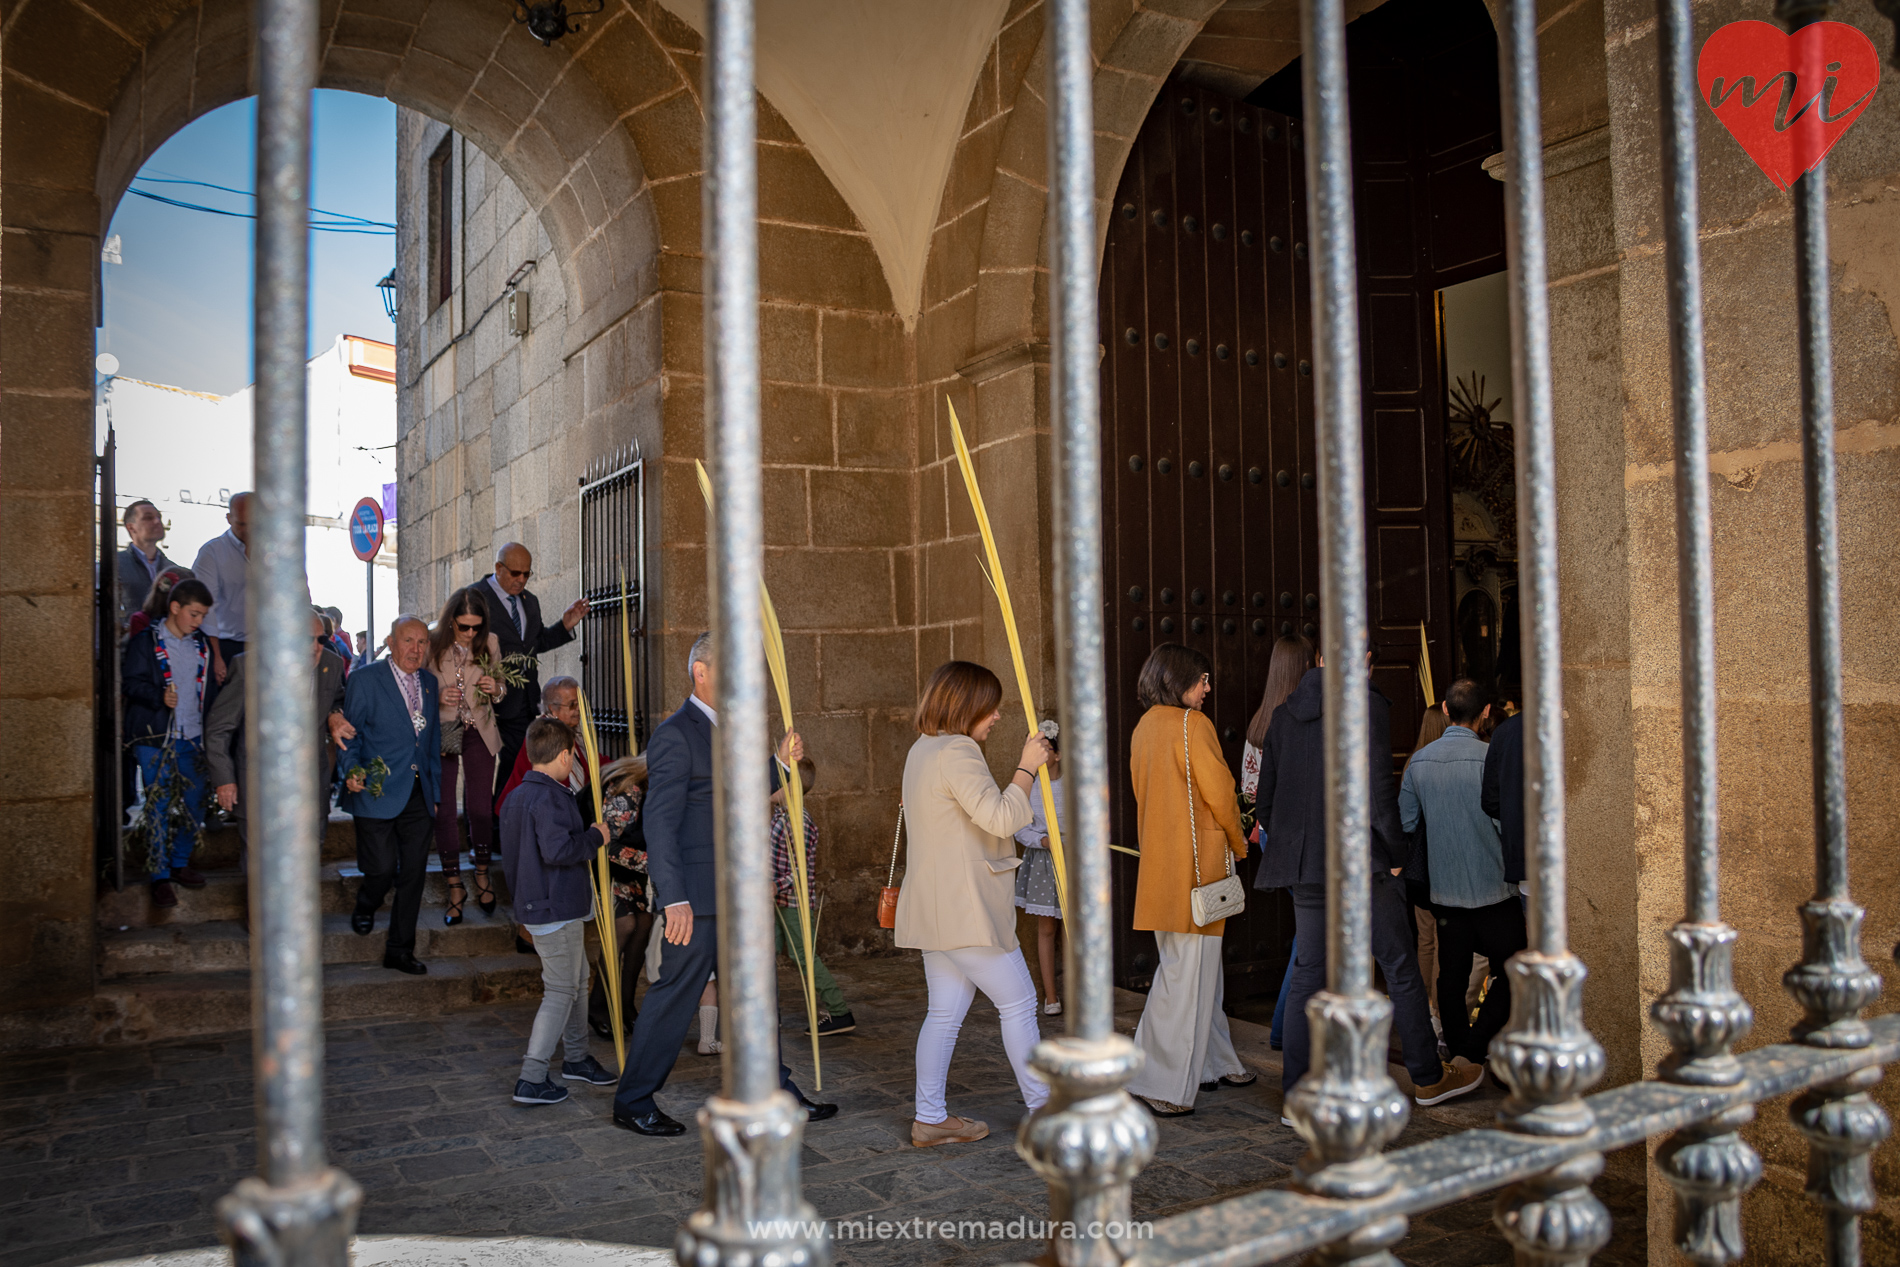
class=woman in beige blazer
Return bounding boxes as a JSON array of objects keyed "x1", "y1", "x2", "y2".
[
  {"x1": 896, "y1": 661, "x2": 1053, "y2": 1147},
  {"x1": 427, "y1": 586, "x2": 506, "y2": 925},
  {"x1": 1124, "y1": 643, "x2": 1254, "y2": 1117}
]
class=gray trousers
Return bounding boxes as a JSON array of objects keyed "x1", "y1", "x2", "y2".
[
  {"x1": 522, "y1": 918, "x2": 591, "y2": 1082},
  {"x1": 1126, "y1": 929, "x2": 1246, "y2": 1107}
]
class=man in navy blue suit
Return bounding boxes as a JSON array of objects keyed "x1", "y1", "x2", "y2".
[
  {"x1": 611, "y1": 632, "x2": 838, "y2": 1136},
  {"x1": 338, "y1": 615, "x2": 442, "y2": 975}
]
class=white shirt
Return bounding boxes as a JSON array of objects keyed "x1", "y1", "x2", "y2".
[
  {"x1": 486, "y1": 574, "x2": 525, "y2": 637},
  {"x1": 192, "y1": 530, "x2": 249, "y2": 641},
  {"x1": 391, "y1": 663, "x2": 427, "y2": 731}
]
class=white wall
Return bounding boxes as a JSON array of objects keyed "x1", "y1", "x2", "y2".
[{"x1": 99, "y1": 334, "x2": 400, "y2": 641}]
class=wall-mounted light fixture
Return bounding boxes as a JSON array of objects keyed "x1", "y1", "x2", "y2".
[
  {"x1": 513, "y1": 0, "x2": 603, "y2": 45},
  {"x1": 377, "y1": 270, "x2": 398, "y2": 321}
]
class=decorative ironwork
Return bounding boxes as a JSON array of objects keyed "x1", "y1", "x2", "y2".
[
  {"x1": 217, "y1": 2, "x2": 361, "y2": 1266},
  {"x1": 577, "y1": 444, "x2": 648, "y2": 756}
]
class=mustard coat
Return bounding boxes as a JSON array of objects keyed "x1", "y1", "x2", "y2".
[
  {"x1": 1130, "y1": 705, "x2": 1248, "y2": 936},
  {"x1": 895, "y1": 732, "x2": 1034, "y2": 952}
]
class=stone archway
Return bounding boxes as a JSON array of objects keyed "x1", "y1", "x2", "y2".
[{"x1": 0, "y1": 0, "x2": 705, "y2": 1040}]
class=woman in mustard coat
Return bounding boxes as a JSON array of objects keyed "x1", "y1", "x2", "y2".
[{"x1": 1125, "y1": 644, "x2": 1254, "y2": 1116}]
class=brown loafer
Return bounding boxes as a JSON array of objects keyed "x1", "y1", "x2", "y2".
[
  {"x1": 171, "y1": 865, "x2": 208, "y2": 889},
  {"x1": 151, "y1": 880, "x2": 178, "y2": 908},
  {"x1": 911, "y1": 1114, "x2": 989, "y2": 1147}
]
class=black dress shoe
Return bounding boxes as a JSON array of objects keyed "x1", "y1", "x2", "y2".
[
  {"x1": 797, "y1": 1094, "x2": 838, "y2": 1122},
  {"x1": 612, "y1": 1109, "x2": 685, "y2": 1136},
  {"x1": 351, "y1": 907, "x2": 375, "y2": 936},
  {"x1": 382, "y1": 950, "x2": 428, "y2": 975}
]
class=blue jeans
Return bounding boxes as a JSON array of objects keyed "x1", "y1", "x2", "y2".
[
  {"x1": 1270, "y1": 935, "x2": 1297, "y2": 1047},
  {"x1": 134, "y1": 736, "x2": 208, "y2": 880}
]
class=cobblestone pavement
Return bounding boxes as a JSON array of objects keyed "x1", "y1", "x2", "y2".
[{"x1": 3, "y1": 956, "x2": 1645, "y2": 1267}]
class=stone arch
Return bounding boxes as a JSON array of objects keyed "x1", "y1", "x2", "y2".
[{"x1": 83, "y1": 0, "x2": 705, "y2": 343}]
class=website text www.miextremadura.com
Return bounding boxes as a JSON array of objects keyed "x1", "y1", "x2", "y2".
[{"x1": 744, "y1": 1217, "x2": 1155, "y2": 1243}]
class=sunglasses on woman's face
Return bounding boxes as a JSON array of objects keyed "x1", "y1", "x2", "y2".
[{"x1": 456, "y1": 620, "x2": 483, "y2": 632}]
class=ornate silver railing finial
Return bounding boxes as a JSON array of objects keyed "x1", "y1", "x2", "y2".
[
  {"x1": 1486, "y1": 1, "x2": 1607, "y2": 1260},
  {"x1": 1281, "y1": 1, "x2": 1409, "y2": 1243},
  {"x1": 1014, "y1": 0, "x2": 1158, "y2": 1261},
  {"x1": 1771, "y1": 3, "x2": 1891, "y2": 1261},
  {"x1": 677, "y1": 2, "x2": 825, "y2": 1263},
  {"x1": 216, "y1": 3, "x2": 363, "y2": 1265},
  {"x1": 1645, "y1": 3, "x2": 1761, "y2": 1259}
]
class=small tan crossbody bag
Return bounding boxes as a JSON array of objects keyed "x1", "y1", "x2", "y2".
[{"x1": 1185, "y1": 709, "x2": 1245, "y2": 926}]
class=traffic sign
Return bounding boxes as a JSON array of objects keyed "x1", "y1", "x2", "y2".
[{"x1": 349, "y1": 496, "x2": 385, "y2": 561}]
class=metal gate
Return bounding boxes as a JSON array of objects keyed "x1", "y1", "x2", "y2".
[{"x1": 577, "y1": 446, "x2": 648, "y2": 758}]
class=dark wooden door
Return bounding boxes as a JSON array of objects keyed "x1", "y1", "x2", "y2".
[
  {"x1": 1101, "y1": 83, "x2": 1311, "y2": 996},
  {"x1": 1102, "y1": 4, "x2": 1505, "y2": 998},
  {"x1": 1345, "y1": 0, "x2": 1505, "y2": 756}
]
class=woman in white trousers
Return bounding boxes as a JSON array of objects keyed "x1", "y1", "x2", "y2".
[{"x1": 895, "y1": 660, "x2": 1054, "y2": 1146}]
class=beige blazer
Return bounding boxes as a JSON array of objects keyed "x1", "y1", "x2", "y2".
[
  {"x1": 429, "y1": 633, "x2": 506, "y2": 757},
  {"x1": 894, "y1": 732, "x2": 1034, "y2": 952}
]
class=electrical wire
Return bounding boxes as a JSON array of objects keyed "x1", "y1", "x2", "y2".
[{"x1": 124, "y1": 176, "x2": 396, "y2": 235}]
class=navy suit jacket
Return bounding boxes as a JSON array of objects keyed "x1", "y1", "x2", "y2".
[
  {"x1": 1480, "y1": 713, "x2": 1526, "y2": 886},
  {"x1": 336, "y1": 660, "x2": 441, "y2": 818},
  {"x1": 478, "y1": 573, "x2": 576, "y2": 723},
  {"x1": 642, "y1": 698, "x2": 785, "y2": 916}
]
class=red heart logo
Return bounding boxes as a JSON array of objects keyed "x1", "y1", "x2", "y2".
[{"x1": 1697, "y1": 20, "x2": 1880, "y2": 191}]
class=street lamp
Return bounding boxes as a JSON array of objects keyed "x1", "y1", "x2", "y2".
[{"x1": 377, "y1": 270, "x2": 397, "y2": 321}]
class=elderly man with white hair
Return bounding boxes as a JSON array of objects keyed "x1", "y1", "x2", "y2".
[
  {"x1": 336, "y1": 615, "x2": 443, "y2": 975},
  {"x1": 481, "y1": 542, "x2": 590, "y2": 844}
]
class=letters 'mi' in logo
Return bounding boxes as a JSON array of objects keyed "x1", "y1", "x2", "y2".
[{"x1": 1697, "y1": 19, "x2": 1880, "y2": 190}]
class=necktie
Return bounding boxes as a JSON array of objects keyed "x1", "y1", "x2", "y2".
[{"x1": 508, "y1": 593, "x2": 525, "y2": 638}]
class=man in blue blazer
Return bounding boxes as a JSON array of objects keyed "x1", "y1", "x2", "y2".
[
  {"x1": 610, "y1": 632, "x2": 837, "y2": 1135},
  {"x1": 337, "y1": 615, "x2": 442, "y2": 974}
]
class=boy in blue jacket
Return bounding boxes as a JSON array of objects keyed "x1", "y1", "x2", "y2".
[{"x1": 501, "y1": 716, "x2": 617, "y2": 1104}]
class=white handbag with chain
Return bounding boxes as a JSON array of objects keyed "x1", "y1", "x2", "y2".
[{"x1": 1184, "y1": 709, "x2": 1245, "y2": 926}]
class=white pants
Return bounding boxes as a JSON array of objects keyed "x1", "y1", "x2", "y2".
[
  {"x1": 914, "y1": 945, "x2": 1049, "y2": 1124},
  {"x1": 1126, "y1": 929, "x2": 1245, "y2": 1107}
]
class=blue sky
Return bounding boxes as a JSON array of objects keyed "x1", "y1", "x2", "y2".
[{"x1": 100, "y1": 90, "x2": 398, "y2": 396}]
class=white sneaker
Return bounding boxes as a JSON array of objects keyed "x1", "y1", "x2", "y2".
[
  {"x1": 1043, "y1": 1000, "x2": 1062, "y2": 1016},
  {"x1": 698, "y1": 1038, "x2": 723, "y2": 1055}
]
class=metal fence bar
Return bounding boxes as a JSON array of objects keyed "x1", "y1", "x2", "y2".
[
  {"x1": 1281, "y1": 3, "x2": 1409, "y2": 1247},
  {"x1": 1014, "y1": 0, "x2": 1159, "y2": 1261},
  {"x1": 1485, "y1": 1, "x2": 1609, "y2": 1260},
  {"x1": 1649, "y1": 0, "x2": 1763, "y2": 1246},
  {"x1": 677, "y1": 0, "x2": 823, "y2": 1262},
  {"x1": 1124, "y1": 1013, "x2": 1900, "y2": 1267},
  {"x1": 214, "y1": 0, "x2": 361, "y2": 1263},
  {"x1": 1772, "y1": 3, "x2": 1890, "y2": 1262},
  {"x1": 1648, "y1": 0, "x2": 1761, "y2": 1259}
]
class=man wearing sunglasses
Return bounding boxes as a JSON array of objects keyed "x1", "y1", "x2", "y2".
[{"x1": 482, "y1": 542, "x2": 590, "y2": 846}]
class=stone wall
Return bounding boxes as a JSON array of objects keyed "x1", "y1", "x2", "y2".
[{"x1": 1600, "y1": 0, "x2": 1900, "y2": 1258}]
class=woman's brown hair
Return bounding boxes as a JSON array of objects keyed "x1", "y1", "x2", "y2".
[
  {"x1": 1403, "y1": 704, "x2": 1451, "y2": 774},
  {"x1": 1244, "y1": 634, "x2": 1316, "y2": 748},
  {"x1": 915, "y1": 661, "x2": 1004, "y2": 736},
  {"x1": 428, "y1": 585, "x2": 492, "y2": 668},
  {"x1": 1136, "y1": 643, "x2": 1212, "y2": 711}
]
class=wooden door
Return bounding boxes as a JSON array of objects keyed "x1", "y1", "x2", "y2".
[
  {"x1": 1101, "y1": 83, "x2": 1310, "y2": 995},
  {"x1": 1102, "y1": 5, "x2": 1505, "y2": 997}
]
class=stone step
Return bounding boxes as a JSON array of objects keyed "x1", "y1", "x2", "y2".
[
  {"x1": 99, "y1": 910, "x2": 525, "y2": 978},
  {"x1": 185, "y1": 811, "x2": 359, "y2": 870},
  {"x1": 92, "y1": 955, "x2": 546, "y2": 1046},
  {"x1": 99, "y1": 860, "x2": 521, "y2": 929}
]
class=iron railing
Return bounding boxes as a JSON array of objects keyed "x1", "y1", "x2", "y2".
[
  {"x1": 578, "y1": 449, "x2": 650, "y2": 757},
  {"x1": 214, "y1": 0, "x2": 1892, "y2": 1265}
]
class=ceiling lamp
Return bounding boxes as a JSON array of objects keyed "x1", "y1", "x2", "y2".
[{"x1": 513, "y1": 0, "x2": 603, "y2": 46}]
